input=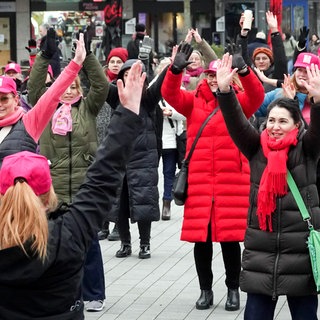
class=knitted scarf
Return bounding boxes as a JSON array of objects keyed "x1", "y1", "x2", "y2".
[
  {"x1": 257, "y1": 127, "x2": 298, "y2": 231},
  {"x1": 51, "y1": 96, "x2": 81, "y2": 135},
  {"x1": 106, "y1": 69, "x2": 118, "y2": 82},
  {"x1": 186, "y1": 67, "x2": 204, "y2": 77},
  {"x1": 0, "y1": 108, "x2": 24, "y2": 127}
]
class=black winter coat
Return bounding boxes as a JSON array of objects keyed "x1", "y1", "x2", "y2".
[
  {"x1": 0, "y1": 106, "x2": 142, "y2": 320},
  {"x1": 105, "y1": 66, "x2": 167, "y2": 222},
  {"x1": 218, "y1": 89, "x2": 320, "y2": 298}
]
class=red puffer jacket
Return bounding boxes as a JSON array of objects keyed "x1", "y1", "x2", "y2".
[{"x1": 161, "y1": 68, "x2": 264, "y2": 242}]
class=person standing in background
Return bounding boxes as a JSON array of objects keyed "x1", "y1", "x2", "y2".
[{"x1": 97, "y1": 47, "x2": 129, "y2": 242}]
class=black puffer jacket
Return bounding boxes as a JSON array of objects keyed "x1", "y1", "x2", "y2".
[
  {"x1": 217, "y1": 89, "x2": 320, "y2": 298},
  {"x1": 105, "y1": 60, "x2": 166, "y2": 222},
  {"x1": 0, "y1": 106, "x2": 141, "y2": 320}
]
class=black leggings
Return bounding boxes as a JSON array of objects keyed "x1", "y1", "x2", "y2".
[{"x1": 194, "y1": 224, "x2": 241, "y2": 290}]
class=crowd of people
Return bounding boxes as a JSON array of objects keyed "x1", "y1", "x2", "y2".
[{"x1": 1, "y1": 11, "x2": 320, "y2": 319}]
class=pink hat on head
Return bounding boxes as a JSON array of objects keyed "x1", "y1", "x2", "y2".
[
  {"x1": 294, "y1": 52, "x2": 320, "y2": 69},
  {"x1": 0, "y1": 76, "x2": 17, "y2": 95},
  {"x1": 0, "y1": 151, "x2": 52, "y2": 196},
  {"x1": 204, "y1": 60, "x2": 221, "y2": 73},
  {"x1": 4, "y1": 62, "x2": 21, "y2": 74}
]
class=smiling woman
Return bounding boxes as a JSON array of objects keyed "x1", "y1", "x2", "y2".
[
  {"x1": 0, "y1": 31, "x2": 86, "y2": 169},
  {"x1": 217, "y1": 53, "x2": 320, "y2": 320}
]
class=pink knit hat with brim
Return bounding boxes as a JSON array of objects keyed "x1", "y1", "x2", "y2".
[
  {"x1": 107, "y1": 48, "x2": 128, "y2": 64},
  {"x1": 204, "y1": 60, "x2": 221, "y2": 73},
  {"x1": 294, "y1": 52, "x2": 320, "y2": 69},
  {"x1": 0, "y1": 76, "x2": 17, "y2": 95},
  {"x1": 4, "y1": 62, "x2": 21, "y2": 74},
  {"x1": 0, "y1": 151, "x2": 52, "y2": 196}
]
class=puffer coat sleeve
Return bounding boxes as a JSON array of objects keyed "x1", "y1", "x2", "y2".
[{"x1": 218, "y1": 89, "x2": 320, "y2": 298}]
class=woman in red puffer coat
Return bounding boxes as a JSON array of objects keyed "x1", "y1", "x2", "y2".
[{"x1": 161, "y1": 43, "x2": 264, "y2": 312}]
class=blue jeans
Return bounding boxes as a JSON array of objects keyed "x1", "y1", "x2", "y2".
[
  {"x1": 162, "y1": 148, "x2": 177, "y2": 200},
  {"x1": 82, "y1": 236, "x2": 106, "y2": 301},
  {"x1": 244, "y1": 293, "x2": 318, "y2": 320}
]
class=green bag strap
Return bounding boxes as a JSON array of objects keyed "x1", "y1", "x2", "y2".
[{"x1": 287, "y1": 170, "x2": 314, "y2": 229}]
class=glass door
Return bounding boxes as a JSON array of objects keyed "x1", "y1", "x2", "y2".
[
  {"x1": 0, "y1": 17, "x2": 11, "y2": 69},
  {"x1": 282, "y1": 0, "x2": 308, "y2": 38}
]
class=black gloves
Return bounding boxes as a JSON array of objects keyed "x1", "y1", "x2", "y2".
[
  {"x1": 298, "y1": 26, "x2": 309, "y2": 49},
  {"x1": 225, "y1": 43, "x2": 247, "y2": 72},
  {"x1": 138, "y1": 36, "x2": 153, "y2": 61},
  {"x1": 25, "y1": 39, "x2": 38, "y2": 56},
  {"x1": 72, "y1": 30, "x2": 91, "y2": 56},
  {"x1": 171, "y1": 42, "x2": 193, "y2": 75},
  {"x1": 41, "y1": 28, "x2": 58, "y2": 59}
]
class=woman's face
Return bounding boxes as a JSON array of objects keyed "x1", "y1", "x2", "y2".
[
  {"x1": 206, "y1": 72, "x2": 218, "y2": 92},
  {"x1": 294, "y1": 67, "x2": 308, "y2": 88},
  {"x1": 0, "y1": 93, "x2": 19, "y2": 119},
  {"x1": 188, "y1": 52, "x2": 202, "y2": 69},
  {"x1": 266, "y1": 106, "x2": 298, "y2": 140},
  {"x1": 61, "y1": 81, "x2": 80, "y2": 101},
  {"x1": 254, "y1": 53, "x2": 271, "y2": 71},
  {"x1": 108, "y1": 56, "x2": 124, "y2": 75}
]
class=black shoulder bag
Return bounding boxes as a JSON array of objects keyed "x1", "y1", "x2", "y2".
[{"x1": 172, "y1": 106, "x2": 220, "y2": 206}]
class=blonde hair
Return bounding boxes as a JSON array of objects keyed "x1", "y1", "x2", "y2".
[
  {"x1": 0, "y1": 181, "x2": 57, "y2": 262},
  {"x1": 73, "y1": 75, "x2": 83, "y2": 95}
]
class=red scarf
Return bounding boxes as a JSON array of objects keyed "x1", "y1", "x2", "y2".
[
  {"x1": 106, "y1": 69, "x2": 118, "y2": 82},
  {"x1": 257, "y1": 128, "x2": 298, "y2": 231}
]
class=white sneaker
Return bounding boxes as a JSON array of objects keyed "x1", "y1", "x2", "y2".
[{"x1": 85, "y1": 300, "x2": 105, "y2": 312}]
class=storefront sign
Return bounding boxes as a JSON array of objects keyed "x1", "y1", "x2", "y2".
[{"x1": 0, "y1": 2, "x2": 15, "y2": 12}]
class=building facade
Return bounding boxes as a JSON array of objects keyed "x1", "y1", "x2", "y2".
[{"x1": 0, "y1": 0, "x2": 319, "y2": 69}]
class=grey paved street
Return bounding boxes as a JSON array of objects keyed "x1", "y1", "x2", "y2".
[{"x1": 84, "y1": 166, "x2": 319, "y2": 320}]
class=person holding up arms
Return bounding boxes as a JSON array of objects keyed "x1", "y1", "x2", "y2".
[
  {"x1": 0, "y1": 61, "x2": 146, "y2": 320},
  {"x1": 216, "y1": 52, "x2": 320, "y2": 320}
]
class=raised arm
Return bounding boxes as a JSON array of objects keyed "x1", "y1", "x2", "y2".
[
  {"x1": 216, "y1": 53, "x2": 260, "y2": 159},
  {"x1": 65, "y1": 62, "x2": 145, "y2": 248},
  {"x1": 23, "y1": 33, "x2": 86, "y2": 142}
]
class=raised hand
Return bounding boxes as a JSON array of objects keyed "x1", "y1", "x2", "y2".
[
  {"x1": 41, "y1": 28, "x2": 58, "y2": 59},
  {"x1": 73, "y1": 33, "x2": 86, "y2": 66},
  {"x1": 281, "y1": 74, "x2": 296, "y2": 99},
  {"x1": 266, "y1": 11, "x2": 278, "y2": 33},
  {"x1": 217, "y1": 53, "x2": 238, "y2": 92},
  {"x1": 171, "y1": 42, "x2": 193, "y2": 74},
  {"x1": 297, "y1": 26, "x2": 309, "y2": 49},
  {"x1": 117, "y1": 61, "x2": 146, "y2": 115},
  {"x1": 301, "y1": 64, "x2": 320, "y2": 103}
]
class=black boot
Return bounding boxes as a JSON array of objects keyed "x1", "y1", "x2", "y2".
[
  {"x1": 115, "y1": 243, "x2": 132, "y2": 258},
  {"x1": 161, "y1": 200, "x2": 171, "y2": 220},
  {"x1": 195, "y1": 290, "x2": 213, "y2": 310},
  {"x1": 97, "y1": 221, "x2": 110, "y2": 240},
  {"x1": 107, "y1": 223, "x2": 120, "y2": 241},
  {"x1": 225, "y1": 288, "x2": 240, "y2": 311},
  {"x1": 139, "y1": 245, "x2": 151, "y2": 259}
]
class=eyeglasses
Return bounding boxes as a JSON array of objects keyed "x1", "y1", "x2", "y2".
[{"x1": 0, "y1": 95, "x2": 14, "y2": 104}]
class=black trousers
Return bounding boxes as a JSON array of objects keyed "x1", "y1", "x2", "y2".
[
  {"x1": 117, "y1": 178, "x2": 151, "y2": 246},
  {"x1": 194, "y1": 224, "x2": 241, "y2": 290}
]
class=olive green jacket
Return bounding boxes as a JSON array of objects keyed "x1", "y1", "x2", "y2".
[{"x1": 28, "y1": 53, "x2": 109, "y2": 203}]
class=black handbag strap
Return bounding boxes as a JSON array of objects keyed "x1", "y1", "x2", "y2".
[{"x1": 184, "y1": 106, "x2": 220, "y2": 163}]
